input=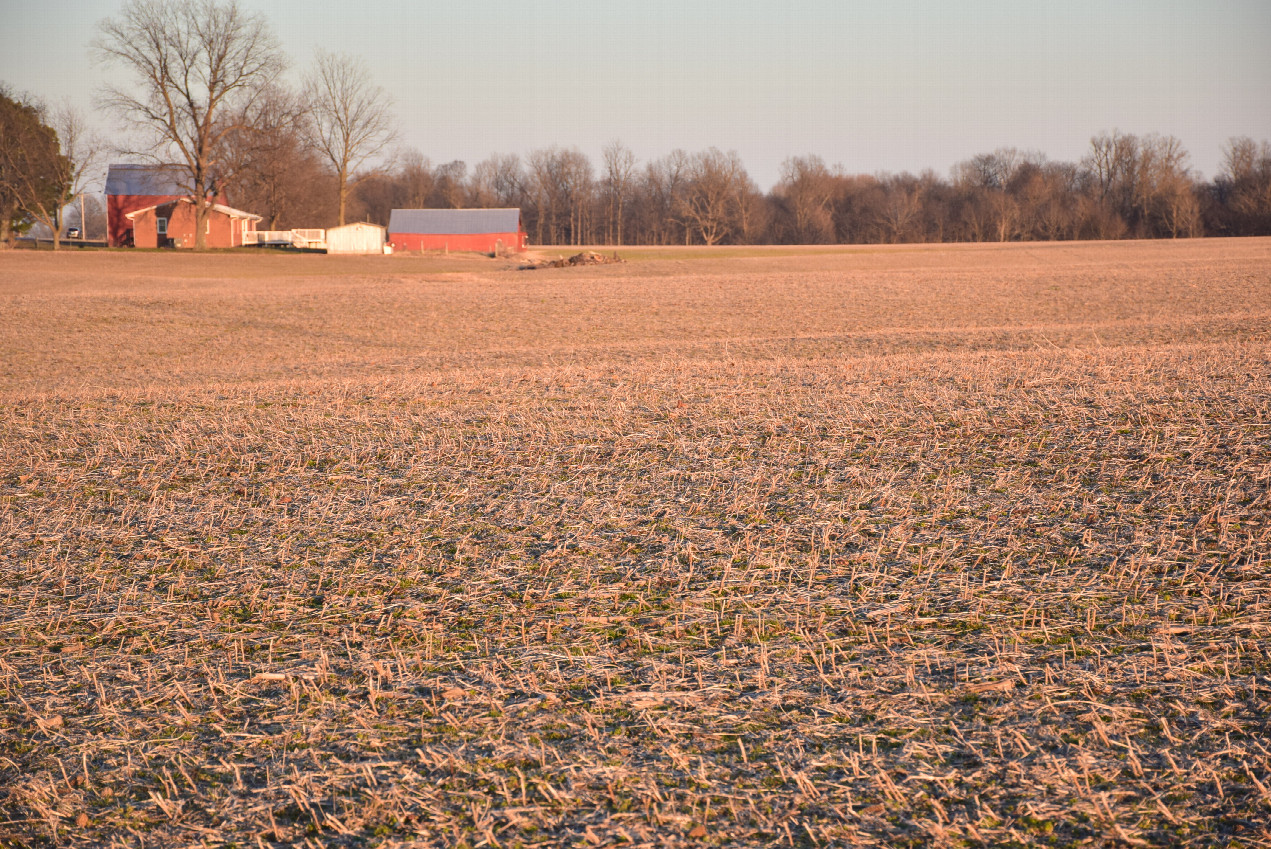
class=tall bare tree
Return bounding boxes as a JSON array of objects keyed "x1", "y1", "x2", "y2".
[
  {"x1": 776, "y1": 155, "x2": 837, "y2": 243},
  {"x1": 527, "y1": 147, "x2": 592, "y2": 245},
  {"x1": 875, "y1": 174, "x2": 924, "y2": 243},
  {"x1": 303, "y1": 50, "x2": 395, "y2": 226},
  {"x1": 601, "y1": 141, "x2": 636, "y2": 245},
  {"x1": 558, "y1": 149, "x2": 594, "y2": 245},
  {"x1": 1083, "y1": 131, "x2": 1140, "y2": 224},
  {"x1": 397, "y1": 150, "x2": 437, "y2": 208},
  {"x1": 1132, "y1": 134, "x2": 1199, "y2": 237},
  {"x1": 50, "y1": 106, "x2": 104, "y2": 244},
  {"x1": 223, "y1": 85, "x2": 333, "y2": 229},
  {"x1": 641, "y1": 150, "x2": 690, "y2": 245},
  {"x1": 471, "y1": 153, "x2": 525, "y2": 209},
  {"x1": 680, "y1": 148, "x2": 748, "y2": 245},
  {"x1": 95, "y1": 0, "x2": 285, "y2": 248},
  {"x1": 20, "y1": 104, "x2": 104, "y2": 249},
  {"x1": 1217, "y1": 137, "x2": 1271, "y2": 235},
  {"x1": 433, "y1": 160, "x2": 468, "y2": 209}
]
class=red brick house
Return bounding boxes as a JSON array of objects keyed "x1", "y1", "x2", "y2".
[
  {"x1": 125, "y1": 198, "x2": 261, "y2": 249},
  {"x1": 388, "y1": 208, "x2": 526, "y2": 253}
]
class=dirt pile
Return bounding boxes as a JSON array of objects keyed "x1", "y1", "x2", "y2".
[{"x1": 520, "y1": 250, "x2": 625, "y2": 270}]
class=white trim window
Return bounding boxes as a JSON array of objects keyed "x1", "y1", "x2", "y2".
[{"x1": 156, "y1": 217, "x2": 168, "y2": 235}]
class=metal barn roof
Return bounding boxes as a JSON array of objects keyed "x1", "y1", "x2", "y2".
[
  {"x1": 105, "y1": 164, "x2": 189, "y2": 196},
  {"x1": 388, "y1": 208, "x2": 521, "y2": 235}
]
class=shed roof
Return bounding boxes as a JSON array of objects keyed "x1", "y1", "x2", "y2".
[
  {"x1": 328, "y1": 222, "x2": 386, "y2": 233},
  {"x1": 388, "y1": 208, "x2": 521, "y2": 235},
  {"x1": 105, "y1": 164, "x2": 188, "y2": 197}
]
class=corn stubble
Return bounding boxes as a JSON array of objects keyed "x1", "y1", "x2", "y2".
[{"x1": 1, "y1": 241, "x2": 1269, "y2": 847}]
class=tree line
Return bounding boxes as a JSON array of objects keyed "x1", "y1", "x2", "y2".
[
  {"x1": 247, "y1": 132, "x2": 1271, "y2": 245},
  {"x1": 3, "y1": 0, "x2": 1270, "y2": 247}
]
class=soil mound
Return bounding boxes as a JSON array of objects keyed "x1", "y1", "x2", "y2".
[{"x1": 520, "y1": 250, "x2": 625, "y2": 270}]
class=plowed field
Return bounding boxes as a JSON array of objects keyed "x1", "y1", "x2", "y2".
[{"x1": 2, "y1": 239, "x2": 1269, "y2": 847}]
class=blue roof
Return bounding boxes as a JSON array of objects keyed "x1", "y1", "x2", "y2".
[
  {"x1": 105, "y1": 164, "x2": 188, "y2": 196},
  {"x1": 388, "y1": 208, "x2": 521, "y2": 235}
]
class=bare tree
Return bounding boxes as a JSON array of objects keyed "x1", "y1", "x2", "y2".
[
  {"x1": 220, "y1": 85, "x2": 329, "y2": 229},
  {"x1": 303, "y1": 50, "x2": 395, "y2": 226},
  {"x1": 601, "y1": 141, "x2": 636, "y2": 245},
  {"x1": 1217, "y1": 137, "x2": 1271, "y2": 234},
  {"x1": 952, "y1": 148, "x2": 1025, "y2": 192},
  {"x1": 680, "y1": 148, "x2": 748, "y2": 246},
  {"x1": 776, "y1": 155, "x2": 837, "y2": 243},
  {"x1": 396, "y1": 150, "x2": 437, "y2": 208},
  {"x1": 527, "y1": 147, "x2": 593, "y2": 245},
  {"x1": 557, "y1": 149, "x2": 594, "y2": 245},
  {"x1": 1029, "y1": 162, "x2": 1081, "y2": 240},
  {"x1": 641, "y1": 150, "x2": 690, "y2": 245},
  {"x1": 471, "y1": 153, "x2": 525, "y2": 209},
  {"x1": 526, "y1": 148, "x2": 557, "y2": 244},
  {"x1": 1133, "y1": 134, "x2": 1199, "y2": 237},
  {"x1": 875, "y1": 173, "x2": 923, "y2": 243},
  {"x1": 95, "y1": 0, "x2": 285, "y2": 248},
  {"x1": 1221, "y1": 137, "x2": 1265, "y2": 187},
  {"x1": 1083, "y1": 131, "x2": 1141, "y2": 226},
  {"x1": 22, "y1": 105, "x2": 105, "y2": 250},
  {"x1": 51, "y1": 106, "x2": 104, "y2": 243},
  {"x1": 433, "y1": 161, "x2": 468, "y2": 209}
]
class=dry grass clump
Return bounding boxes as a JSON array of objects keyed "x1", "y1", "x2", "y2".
[{"x1": 1, "y1": 239, "x2": 1269, "y2": 847}]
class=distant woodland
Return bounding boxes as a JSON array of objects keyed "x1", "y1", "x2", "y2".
[
  {"x1": 3, "y1": 0, "x2": 1270, "y2": 246},
  {"x1": 258, "y1": 133, "x2": 1271, "y2": 246}
]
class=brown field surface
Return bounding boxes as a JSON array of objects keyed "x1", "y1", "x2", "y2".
[{"x1": 2, "y1": 239, "x2": 1270, "y2": 847}]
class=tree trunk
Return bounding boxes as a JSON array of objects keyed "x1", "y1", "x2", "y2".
[
  {"x1": 338, "y1": 168, "x2": 348, "y2": 227},
  {"x1": 194, "y1": 195, "x2": 208, "y2": 250}
]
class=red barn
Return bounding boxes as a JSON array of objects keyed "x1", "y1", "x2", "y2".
[
  {"x1": 388, "y1": 208, "x2": 526, "y2": 253},
  {"x1": 105, "y1": 164, "x2": 188, "y2": 247},
  {"x1": 125, "y1": 198, "x2": 261, "y2": 249}
]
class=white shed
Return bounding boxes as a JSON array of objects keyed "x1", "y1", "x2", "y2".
[{"x1": 326, "y1": 222, "x2": 387, "y2": 254}]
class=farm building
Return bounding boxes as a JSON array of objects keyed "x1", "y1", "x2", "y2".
[
  {"x1": 105, "y1": 163, "x2": 188, "y2": 247},
  {"x1": 325, "y1": 222, "x2": 387, "y2": 254},
  {"x1": 388, "y1": 208, "x2": 526, "y2": 253},
  {"x1": 125, "y1": 198, "x2": 261, "y2": 249}
]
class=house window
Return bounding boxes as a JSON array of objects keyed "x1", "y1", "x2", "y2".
[
  {"x1": 206, "y1": 219, "x2": 211, "y2": 234},
  {"x1": 157, "y1": 217, "x2": 168, "y2": 235}
]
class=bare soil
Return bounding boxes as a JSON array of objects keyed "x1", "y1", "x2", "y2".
[{"x1": 1, "y1": 239, "x2": 1269, "y2": 847}]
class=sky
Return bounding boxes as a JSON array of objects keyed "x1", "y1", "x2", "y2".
[{"x1": 1, "y1": 0, "x2": 1269, "y2": 191}]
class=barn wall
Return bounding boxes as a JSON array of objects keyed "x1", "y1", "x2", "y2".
[{"x1": 389, "y1": 232, "x2": 525, "y2": 253}]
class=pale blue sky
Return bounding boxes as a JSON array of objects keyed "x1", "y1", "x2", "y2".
[{"x1": 2, "y1": 0, "x2": 1268, "y2": 189}]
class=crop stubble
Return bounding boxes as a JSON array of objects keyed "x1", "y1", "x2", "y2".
[{"x1": 1, "y1": 239, "x2": 1269, "y2": 847}]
